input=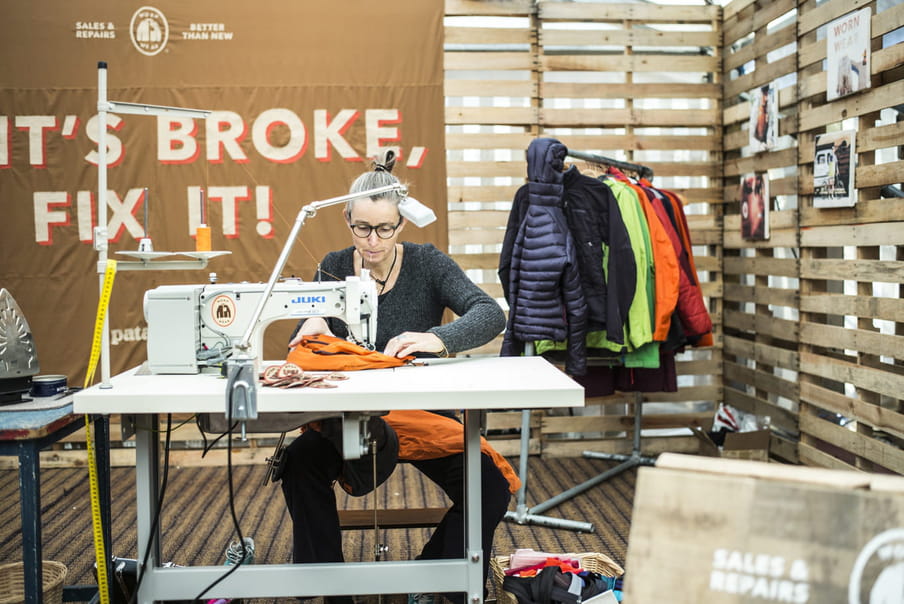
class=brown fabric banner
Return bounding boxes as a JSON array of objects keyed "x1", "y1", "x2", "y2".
[{"x1": 0, "y1": 1, "x2": 447, "y2": 380}]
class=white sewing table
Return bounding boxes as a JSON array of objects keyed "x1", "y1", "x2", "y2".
[{"x1": 73, "y1": 355, "x2": 583, "y2": 603}]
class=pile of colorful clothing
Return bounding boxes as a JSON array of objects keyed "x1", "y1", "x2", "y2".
[{"x1": 500, "y1": 549, "x2": 624, "y2": 603}]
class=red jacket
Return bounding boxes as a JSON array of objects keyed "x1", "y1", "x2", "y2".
[
  {"x1": 659, "y1": 188, "x2": 714, "y2": 345},
  {"x1": 641, "y1": 185, "x2": 712, "y2": 339}
]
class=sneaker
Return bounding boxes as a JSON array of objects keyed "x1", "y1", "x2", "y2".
[{"x1": 224, "y1": 537, "x2": 255, "y2": 565}]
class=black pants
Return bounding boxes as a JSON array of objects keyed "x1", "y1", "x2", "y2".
[{"x1": 280, "y1": 428, "x2": 512, "y2": 596}]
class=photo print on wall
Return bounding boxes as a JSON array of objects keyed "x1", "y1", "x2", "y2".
[
  {"x1": 748, "y1": 83, "x2": 778, "y2": 152},
  {"x1": 827, "y1": 7, "x2": 872, "y2": 101},
  {"x1": 740, "y1": 173, "x2": 770, "y2": 241},
  {"x1": 813, "y1": 130, "x2": 857, "y2": 208}
]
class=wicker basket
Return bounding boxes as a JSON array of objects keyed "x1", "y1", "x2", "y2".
[
  {"x1": 491, "y1": 552, "x2": 624, "y2": 604},
  {"x1": 0, "y1": 561, "x2": 67, "y2": 604}
]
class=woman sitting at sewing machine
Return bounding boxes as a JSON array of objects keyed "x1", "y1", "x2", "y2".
[{"x1": 281, "y1": 149, "x2": 516, "y2": 604}]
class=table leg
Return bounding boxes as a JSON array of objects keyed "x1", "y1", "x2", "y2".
[
  {"x1": 134, "y1": 414, "x2": 161, "y2": 604},
  {"x1": 18, "y1": 440, "x2": 44, "y2": 604},
  {"x1": 463, "y1": 409, "x2": 483, "y2": 604}
]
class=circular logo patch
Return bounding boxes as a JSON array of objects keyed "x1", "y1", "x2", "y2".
[
  {"x1": 130, "y1": 6, "x2": 168, "y2": 56},
  {"x1": 210, "y1": 294, "x2": 236, "y2": 328},
  {"x1": 849, "y1": 528, "x2": 904, "y2": 603}
]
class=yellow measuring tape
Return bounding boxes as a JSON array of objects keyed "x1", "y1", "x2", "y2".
[{"x1": 83, "y1": 259, "x2": 117, "y2": 604}]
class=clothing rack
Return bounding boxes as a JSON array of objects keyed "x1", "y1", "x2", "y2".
[
  {"x1": 505, "y1": 147, "x2": 657, "y2": 532},
  {"x1": 566, "y1": 149, "x2": 654, "y2": 181}
]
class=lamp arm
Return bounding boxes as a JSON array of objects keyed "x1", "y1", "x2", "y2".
[{"x1": 235, "y1": 182, "x2": 407, "y2": 352}]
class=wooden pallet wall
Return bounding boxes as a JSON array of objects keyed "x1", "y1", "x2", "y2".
[
  {"x1": 445, "y1": 0, "x2": 536, "y2": 362},
  {"x1": 721, "y1": 0, "x2": 802, "y2": 462},
  {"x1": 795, "y1": 0, "x2": 904, "y2": 473},
  {"x1": 722, "y1": 0, "x2": 904, "y2": 472}
]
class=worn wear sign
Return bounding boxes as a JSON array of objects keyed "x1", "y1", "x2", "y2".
[{"x1": 0, "y1": 1, "x2": 447, "y2": 380}]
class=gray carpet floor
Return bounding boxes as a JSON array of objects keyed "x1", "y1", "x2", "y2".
[{"x1": 1, "y1": 456, "x2": 635, "y2": 602}]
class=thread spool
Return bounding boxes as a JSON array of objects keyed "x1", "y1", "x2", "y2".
[
  {"x1": 195, "y1": 187, "x2": 211, "y2": 251},
  {"x1": 195, "y1": 225, "x2": 211, "y2": 252}
]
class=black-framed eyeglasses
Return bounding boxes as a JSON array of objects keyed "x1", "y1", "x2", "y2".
[{"x1": 348, "y1": 217, "x2": 402, "y2": 239}]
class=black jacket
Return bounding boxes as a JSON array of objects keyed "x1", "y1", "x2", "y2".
[{"x1": 561, "y1": 166, "x2": 636, "y2": 344}]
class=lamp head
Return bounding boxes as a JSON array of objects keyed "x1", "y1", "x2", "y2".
[{"x1": 398, "y1": 195, "x2": 436, "y2": 227}]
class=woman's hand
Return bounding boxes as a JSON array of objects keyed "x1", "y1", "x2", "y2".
[
  {"x1": 383, "y1": 331, "x2": 447, "y2": 358},
  {"x1": 288, "y1": 318, "x2": 334, "y2": 348}
]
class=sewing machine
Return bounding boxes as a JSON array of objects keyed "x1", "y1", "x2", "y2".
[
  {"x1": 143, "y1": 182, "x2": 427, "y2": 423},
  {"x1": 143, "y1": 276, "x2": 378, "y2": 375}
]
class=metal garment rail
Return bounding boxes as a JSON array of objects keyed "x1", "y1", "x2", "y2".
[{"x1": 566, "y1": 149, "x2": 654, "y2": 181}]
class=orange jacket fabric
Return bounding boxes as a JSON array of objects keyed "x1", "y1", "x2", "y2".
[
  {"x1": 286, "y1": 335, "x2": 414, "y2": 371},
  {"x1": 618, "y1": 178, "x2": 680, "y2": 342},
  {"x1": 384, "y1": 409, "x2": 522, "y2": 494}
]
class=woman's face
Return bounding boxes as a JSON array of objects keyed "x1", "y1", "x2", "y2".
[{"x1": 346, "y1": 198, "x2": 405, "y2": 265}]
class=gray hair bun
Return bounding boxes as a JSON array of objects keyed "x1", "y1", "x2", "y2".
[{"x1": 373, "y1": 149, "x2": 397, "y2": 174}]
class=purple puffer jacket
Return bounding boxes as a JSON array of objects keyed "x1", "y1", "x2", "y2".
[{"x1": 499, "y1": 138, "x2": 589, "y2": 376}]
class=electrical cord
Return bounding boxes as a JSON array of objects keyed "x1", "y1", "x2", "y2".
[
  {"x1": 128, "y1": 408, "x2": 245, "y2": 602},
  {"x1": 193, "y1": 386, "x2": 248, "y2": 602},
  {"x1": 127, "y1": 412, "x2": 248, "y2": 603},
  {"x1": 197, "y1": 417, "x2": 239, "y2": 458}
]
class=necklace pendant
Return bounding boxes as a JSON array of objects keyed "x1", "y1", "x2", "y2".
[{"x1": 361, "y1": 245, "x2": 398, "y2": 294}]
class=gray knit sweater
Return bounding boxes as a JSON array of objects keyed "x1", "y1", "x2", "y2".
[{"x1": 314, "y1": 242, "x2": 505, "y2": 355}]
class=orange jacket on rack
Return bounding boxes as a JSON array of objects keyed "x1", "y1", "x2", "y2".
[{"x1": 612, "y1": 172, "x2": 680, "y2": 342}]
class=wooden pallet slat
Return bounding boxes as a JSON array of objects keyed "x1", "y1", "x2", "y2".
[
  {"x1": 541, "y1": 53, "x2": 720, "y2": 74},
  {"x1": 445, "y1": 26, "x2": 533, "y2": 46},
  {"x1": 445, "y1": 51, "x2": 535, "y2": 71},
  {"x1": 800, "y1": 412, "x2": 904, "y2": 474},
  {"x1": 541, "y1": 81, "x2": 721, "y2": 100},
  {"x1": 539, "y1": 2, "x2": 721, "y2": 23},
  {"x1": 800, "y1": 351, "x2": 904, "y2": 402},
  {"x1": 540, "y1": 28, "x2": 721, "y2": 49},
  {"x1": 445, "y1": 79, "x2": 537, "y2": 98},
  {"x1": 445, "y1": 0, "x2": 535, "y2": 18}
]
